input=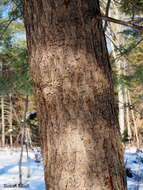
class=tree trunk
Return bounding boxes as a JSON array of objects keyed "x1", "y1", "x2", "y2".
[
  {"x1": 1, "y1": 96, "x2": 5, "y2": 147},
  {"x1": 107, "y1": 0, "x2": 126, "y2": 136},
  {"x1": 124, "y1": 89, "x2": 132, "y2": 139},
  {"x1": 9, "y1": 94, "x2": 13, "y2": 147},
  {"x1": 128, "y1": 91, "x2": 140, "y2": 148},
  {"x1": 19, "y1": 95, "x2": 29, "y2": 185},
  {"x1": 23, "y1": 0, "x2": 127, "y2": 189}
]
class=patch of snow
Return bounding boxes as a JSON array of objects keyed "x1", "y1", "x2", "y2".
[
  {"x1": 0, "y1": 148, "x2": 45, "y2": 190},
  {"x1": 125, "y1": 146, "x2": 143, "y2": 190}
]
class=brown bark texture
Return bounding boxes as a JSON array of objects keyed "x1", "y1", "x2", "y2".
[{"x1": 23, "y1": 0, "x2": 127, "y2": 189}]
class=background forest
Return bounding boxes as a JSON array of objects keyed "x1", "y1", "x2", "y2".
[{"x1": 0, "y1": 0, "x2": 40, "y2": 147}]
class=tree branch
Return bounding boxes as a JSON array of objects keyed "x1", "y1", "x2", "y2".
[
  {"x1": 0, "y1": 1, "x2": 22, "y2": 41},
  {"x1": 0, "y1": 19, "x2": 14, "y2": 40},
  {"x1": 104, "y1": 0, "x2": 111, "y2": 31},
  {"x1": 119, "y1": 101, "x2": 143, "y2": 119},
  {"x1": 97, "y1": 15, "x2": 143, "y2": 31},
  {"x1": 130, "y1": 38, "x2": 143, "y2": 50},
  {"x1": 0, "y1": 15, "x2": 19, "y2": 40}
]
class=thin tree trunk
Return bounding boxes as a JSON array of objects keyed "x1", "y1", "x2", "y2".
[
  {"x1": 128, "y1": 91, "x2": 140, "y2": 148},
  {"x1": 26, "y1": 128, "x2": 32, "y2": 148},
  {"x1": 11, "y1": 103, "x2": 22, "y2": 146},
  {"x1": 25, "y1": 129, "x2": 31, "y2": 178},
  {"x1": 19, "y1": 95, "x2": 29, "y2": 185},
  {"x1": 9, "y1": 94, "x2": 13, "y2": 147},
  {"x1": 111, "y1": 47, "x2": 126, "y2": 135},
  {"x1": 108, "y1": 2, "x2": 124, "y2": 135},
  {"x1": 1, "y1": 96, "x2": 5, "y2": 147},
  {"x1": 108, "y1": 1, "x2": 127, "y2": 136},
  {"x1": 23, "y1": 0, "x2": 127, "y2": 189},
  {"x1": 117, "y1": 61, "x2": 125, "y2": 135},
  {"x1": 124, "y1": 89, "x2": 132, "y2": 139}
]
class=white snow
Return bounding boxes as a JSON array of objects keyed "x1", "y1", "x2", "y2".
[
  {"x1": 125, "y1": 146, "x2": 143, "y2": 190},
  {"x1": 0, "y1": 148, "x2": 45, "y2": 190},
  {"x1": 0, "y1": 146, "x2": 143, "y2": 189}
]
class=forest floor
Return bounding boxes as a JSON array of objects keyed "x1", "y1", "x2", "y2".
[
  {"x1": 0, "y1": 147, "x2": 142, "y2": 189},
  {"x1": 0, "y1": 148, "x2": 45, "y2": 190},
  {"x1": 126, "y1": 146, "x2": 143, "y2": 190}
]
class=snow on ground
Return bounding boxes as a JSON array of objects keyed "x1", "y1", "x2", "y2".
[
  {"x1": 0, "y1": 147, "x2": 143, "y2": 190},
  {"x1": 0, "y1": 148, "x2": 45, "y2": 190},
  {"x1": 125, "y1": 146, "x2": 143, "y2": 190}
]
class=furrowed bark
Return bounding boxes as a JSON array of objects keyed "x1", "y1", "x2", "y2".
[{"x1": 23, "y1": 0, "x2": 127, "y2": 189}]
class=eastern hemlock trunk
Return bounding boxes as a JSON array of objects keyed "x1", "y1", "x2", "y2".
[{"x1": 23, "y1": 0, "x2": 127, "y2": 189}]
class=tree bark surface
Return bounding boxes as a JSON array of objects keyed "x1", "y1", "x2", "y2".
[{"x1": 23, "y1": 0, "x2": 127, "y2": 189}]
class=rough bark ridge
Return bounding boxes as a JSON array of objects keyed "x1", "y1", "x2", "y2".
[{"x1": 23, "y1": 0, "x2": 127, "y2": 189}]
